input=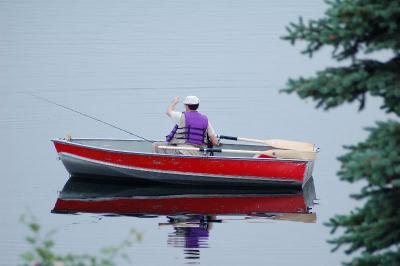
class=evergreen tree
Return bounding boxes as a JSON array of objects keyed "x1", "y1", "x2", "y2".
[{"x1": 282, "y1": 0, "x2": 400, "y2": 265}]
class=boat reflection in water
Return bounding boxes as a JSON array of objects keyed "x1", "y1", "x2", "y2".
[{"x1": 52, "y1": 176, "x2": 317, "y2": 262}]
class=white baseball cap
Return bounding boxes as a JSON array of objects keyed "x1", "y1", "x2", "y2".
[{"x1": 183, "y1": 96, "x2": 200, "y2": 105}]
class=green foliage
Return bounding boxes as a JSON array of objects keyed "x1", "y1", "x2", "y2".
[
  {"x1": 282, "y1": 0, "x2": 400, "y2": 265},
  {"x1": 283, "y1": 0, "x2": 400, "y2": 60},
  {"x1": 19, "y1": 212, "x2": 142, "y2": 266},
  {"x1": 282, "y1": 0, "x2": 400, "y2": 116},
  {"x1": 326, "y1": 121, "x2": 400, "y2": 265},
  {"x1": 338, "y1": 121, "x2": 400, "y2": 187},
  {"x1": 284, "y1": 57, "x2": 400, "y2": 115}
]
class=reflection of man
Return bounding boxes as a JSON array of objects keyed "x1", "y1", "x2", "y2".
[
  {"x1": 153, "y1": 96, "x2": 219, "y2": 155},
  {"x1": 166, "y1": 215, "x2": 214, "y2": 261}
]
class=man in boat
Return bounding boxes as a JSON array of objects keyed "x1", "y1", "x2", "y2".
[{"x1": 153, "y1": 96, "x2": 219, "y2": 155}]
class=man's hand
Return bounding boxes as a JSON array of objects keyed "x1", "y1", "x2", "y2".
[
  {"x1": 210, "y1": 134, "x2": 220, "y2": 146},
  {"x1": 172, "y1": 96, "x2": 179, "y2": 104},
  {"x1": 167, "y1": 96, "x2": 180, "y2": 117}
]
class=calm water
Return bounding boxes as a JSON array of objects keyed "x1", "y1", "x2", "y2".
[{"x1": 0, "y1": 1, "x2": 392, "y2": 265}]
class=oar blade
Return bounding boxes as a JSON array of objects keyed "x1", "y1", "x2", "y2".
[
  {"x1": 157, "y1": 145, "x2": 317, "y2": 160},
  {"x1": 263, "y1": 149, "x2": 316, "y2": 160},
  {"x1": 264, "y1": 139, "x2": 315, "y2": 152}
]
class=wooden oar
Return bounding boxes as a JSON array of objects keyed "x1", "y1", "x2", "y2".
[
  {"x1": 245, "y1": 213, "x2": 317, "y2": 223},
  {"x1": 157, "y1": 145, "x2": 316, "y2": 160},
  {"x1": 219, "y1": 135, "x2": 316, "y2": 152}
]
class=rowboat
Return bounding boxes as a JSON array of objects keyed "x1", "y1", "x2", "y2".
[
  {"x1": 52, "y1": 138, "x2": 315, "y2": 187},
  {"x1": 52, "y1": 176, "x2": 317, "y2": 222}
]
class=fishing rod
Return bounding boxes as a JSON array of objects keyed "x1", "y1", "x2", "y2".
[{"x1": 31, "y1": 94, "x2": 153, "y2": 143}]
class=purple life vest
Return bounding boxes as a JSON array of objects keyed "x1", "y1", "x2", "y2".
[{"x1": 166, "y1": 111, "x2": 209, "y2": 145}]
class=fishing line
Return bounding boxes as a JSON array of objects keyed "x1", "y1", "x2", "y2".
[{"x1": 31, "y1": 94, "x2": 154, "y2": 143}]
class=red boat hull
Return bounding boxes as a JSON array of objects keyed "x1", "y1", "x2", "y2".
[{"x1": 52, "y1": 139, "x2": 314, "y2": 186}]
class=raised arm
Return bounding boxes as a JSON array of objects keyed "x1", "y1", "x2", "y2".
[{"x1": 166, "y1": 96, "x2": 180, "y2": 117}]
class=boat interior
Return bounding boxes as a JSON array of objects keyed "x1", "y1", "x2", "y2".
[
  {"x1": 55, "y1": 176, "x2": 316, "y2": 210},
  {"x1": 67, "y1": 138, "x2": 275, "y2": 158},
  {"x1": 58, "y1": 175, "x2": 311, "y2": 199}
]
